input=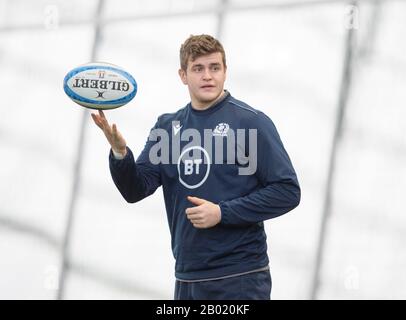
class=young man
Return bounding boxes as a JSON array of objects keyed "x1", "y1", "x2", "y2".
[{"x1": 91, "y1": 34, "x2": 300, "y2": 300}]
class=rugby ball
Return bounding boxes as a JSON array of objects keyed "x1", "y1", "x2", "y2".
[{"x1": 63, "y1": 62, "x2": 137, "y2": 110}]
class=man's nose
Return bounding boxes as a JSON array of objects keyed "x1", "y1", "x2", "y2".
[{"x1": 202, "y1": 69, "x2": 212, "y2": 80}]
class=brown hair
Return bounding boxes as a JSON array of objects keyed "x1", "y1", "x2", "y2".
[{"x1": 179, "y1": 34, "x2": 226, "y2": 71}]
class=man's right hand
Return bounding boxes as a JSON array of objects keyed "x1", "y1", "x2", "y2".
[{"x1": 91, "y1": 110, "x2": 127, "y2": 157}]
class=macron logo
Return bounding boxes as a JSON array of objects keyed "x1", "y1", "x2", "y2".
[{"x1": 173, "y1": 122, "x2": 182, "y2": 135}]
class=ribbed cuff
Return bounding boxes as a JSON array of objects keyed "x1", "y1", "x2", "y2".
[{"x1": 218, "y1": 201, "x2": 230, "y2": 225}]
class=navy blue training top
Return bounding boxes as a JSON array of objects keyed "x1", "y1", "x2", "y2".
[{"x1": 109, "y1": 91, "x2": 300, "y2": 281}]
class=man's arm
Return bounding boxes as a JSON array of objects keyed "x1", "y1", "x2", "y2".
[
  {"x1": 218, "y1": 113, "x2": 301, "y2": 225},
  {"x1": 109, "y1": 145, "x2": 161, "y2": 203}
]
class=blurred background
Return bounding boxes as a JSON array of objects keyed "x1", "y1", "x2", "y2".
[{"x1": 0, "y1": 0, "x2": 405, "y2": 300}]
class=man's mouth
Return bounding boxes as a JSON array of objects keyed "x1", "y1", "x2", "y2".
[{"x1": 201, "y1": 85, "x2": 215, "y2": 89}]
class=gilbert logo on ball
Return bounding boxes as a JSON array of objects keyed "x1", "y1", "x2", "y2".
[{"x1": 63, "y1": 62, "x2": 137, "y2": 110}]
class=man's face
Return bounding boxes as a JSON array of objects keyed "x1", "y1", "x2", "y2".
[{"x1": 179, "y1": 52, "x2": 226, "y2": 108}]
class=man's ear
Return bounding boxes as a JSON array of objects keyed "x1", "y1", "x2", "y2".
[{"x1": 178, "y1": 68, "x2": 187, "y2": 85}]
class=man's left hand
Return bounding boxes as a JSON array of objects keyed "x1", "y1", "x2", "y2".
[{"x1": 185, "y1": 196, "x2": 221, "y2": 229}]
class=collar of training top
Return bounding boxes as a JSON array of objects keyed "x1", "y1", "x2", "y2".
[{"x1": 188, "y1": 90, "x2": 230, "y2": 116}]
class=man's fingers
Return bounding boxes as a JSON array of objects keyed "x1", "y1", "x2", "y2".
[
  {"x1": 91, "y1": 113, "x2": 104, "y2": 129},
  {"x1": 112, "y1": 123, "x2": 118, "y2": 135},
  {"x1": 187, "y1": 196, "x2": 206, "y2": 206},
  {"x1": 91, "y1": 112, "x2": 97, "y2": 123},
  {"x1": 92, "y1": 111, "x2": 108, "y2": 128},
  {"x1": 98, "y1": 110, "x2": 110, "y2": 127},
  {"x1": 187, "y1": 213, "x2": 203, "y2": 221},
  {"x1": 98, "y1": 110, "x2": 106, "y2": 119},
  {"x1": 185, "y1": 209, "x2": 207, "y2": 228},
  {"x1": 192, "y1": 222, "x2": 205, "y2": 229},
  {"x1": 185, "y1": 207, "x2": 200, "y2": 215},
  {"x1": 91, "y1": 112, "x2": 101, "y2": 125},
  {"x1": 190, "y1": 217, "x2": 204, "y2": 224}
]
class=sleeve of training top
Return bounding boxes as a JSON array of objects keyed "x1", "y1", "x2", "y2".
[
  {"x1": 219, "y1": 113, "x2": 301, "y2": 225},
  {"x1": 109, "y1": 118, "x2": 162, "y2": 203}
]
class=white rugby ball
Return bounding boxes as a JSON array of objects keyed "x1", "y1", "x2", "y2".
[{"x1": 63, "y1": 62, "x2": 137, "y2": 110}]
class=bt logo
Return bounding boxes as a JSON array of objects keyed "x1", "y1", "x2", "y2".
[
  {"x1": 184, "y1": 159, "x2": 202, "y2": 175},
  {"x1": 177, "y1": 146, "x2": 211, "y2": 189}
]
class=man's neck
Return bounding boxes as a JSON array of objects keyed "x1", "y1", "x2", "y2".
[{"x1": 191, "y1": 90, "x2": 226, "y2": 111}]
